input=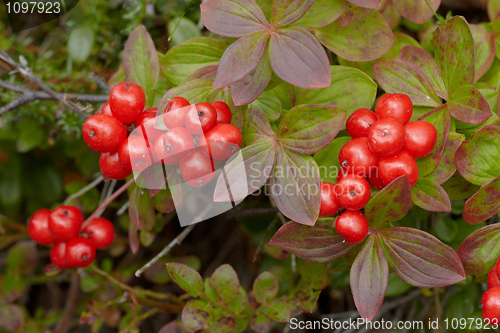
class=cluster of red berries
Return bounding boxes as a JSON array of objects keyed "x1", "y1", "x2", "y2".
[
  {"x1": 28, "y1": 206, "x2": 114, "y2": 268},
  {"x1": 318, "y1": 93, "x2": 437, "y2": 244},
  {"x1": 82, "y1": 82, "x2": 242, "y2": 188},
  {"x1": 482, "y1": 259, "x2": 500, "y2": 322}
]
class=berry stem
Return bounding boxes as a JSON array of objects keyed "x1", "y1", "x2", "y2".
[{"x1": 63, "y1": 175, "x2": 103, "y2": 205}]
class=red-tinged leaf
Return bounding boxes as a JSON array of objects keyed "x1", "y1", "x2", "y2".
[
  {"x1": 243, "y1": 106, "x2": 276, "y2": 142},
  {"x1": 470, "y1": 25, "x2": 496, "y2": 82},
  {"x1": 182, "y1": 300, "x2": 210, "y2": 332},
  {"x1": 348, "y1": 0, "x2": 382, "y2": 8},
  {"x1": 200, "y1": 0, "x2": 269, "y2": 38},
  {"x1": 44, "y1": 263, "x2": 62, "y2": 277},
  {"x1": 399, "y1": 45, "x2": 447, "y2": 99},
  {"x1": 158, "y1": 321, "x2": 184, "y2": 333},
  {"x1": 373, "y1": 58, "x2": 441, "y2": 107},
  {"x1": 433, "y1": 16, "x2": 475, "y2": 94},
  {"x1": 291, "y1": 0, "x2": 348, "y2": 29},
  {"x1": 270, "y1": 0, "x2": 315, "y2": 27},
  {"x1": 210, "y1": 264, "x2": 240, "y2": 304},
  {"x1": 427, "y1": 132, "x2": 465, "y2": 184},
  {"x1": 350, "y1": 235, "x2": 388, "y2": 321},
  {"x1": 297, "y1": 289, "x2": 320, "y2": 313},
  {"x1": 213, "y1": 32, "x2": 269, "y2": 89},
  {"x1": 458, "y1": 223, "x2": 500, "y2": 277},
  {"x1": 129, "y1": 187, "x2": 155, "y2": 230},
  {"x1": 268, "y1": 26, "x2": 331, "y2": 89},
  {"x1": 151, "y1": 189, "x2": 176, "y2": 213},
  {"x1": 379, "y1": 227, "x2": 465, "y2": 288},
  {"x1": 336, "y1": 4, "x2": 372, "y2": 27},
  {"x1": 253, "y1": 271, "x2": 279, "y2": 304},
  {"x1": 269, "y1": 219, "x2": 357, "y2": 262},
  {"x1": 250, "y1": 92, "x2": 282, "y2": 121},
  {"x1": 0, "y1": 304, "x2": 24, "y2": 332},
  {"x1": 300, "y1": 262, "x2": 329, "y2": 290},
  {"x1": 207, "y1": 316, "x2": 236, "y2": 333},
  {"x1": 393, "y1": 0, "x2": 440, "y2": 25},
  {"x1": 167, "y1": 263, "x2": 204, "y2": 297},
  {"x1": 128, "y1": 223, "x2": 139, "y2": 254},
  {"x1": 264, "y1": 244, "x2": 290, "y2": 260},
  {"x1": 379, "y1": 0, "x2": 401, "y2": 29},
  {"x1": 315, "y1": 11, "x2": 394, "y2": 62},
  {"x1": 418, "y1": 104, "x2": 451, "y2": 155},
  {"x1": 269, "y1": 147, "x2": 320, "y2": 225},
  {"x1": 157, "y1": 80, "x2": 213, "y2": 112},
  {"x1": 277, "y1": 104, "x2": 346, "y2": 154},
  {"x1": 463, "y1": 174, "x2": 500, "y2": 224},
  {"x1": 365, "y1": 176, "x2": 412, "y2": 229},
  {"x1": 411, "y1": 179, "x2": 451, "y2": 212},
  {"x1": 442, "y1": 172, "x2": 480, "y2": 201},
  {"x1": 123, "y1": 24, "x2": 159, "y2": 107},
  {"x1": 249, "y1": 312, "x2": 270, "y2": 333},
  {"x1": 227, "y1": 287, "x2": 249, "y2": 314},
  {"x1": 265, "y1": 300, "x2": 290, "y2": 322},
  {"x1": 416, "y1": 153, "x2": 442, "y2": 177},
  {"x1": 185, "y1": 65, "x2": 219, "y2": 82},
  {"x1": 455, "y1": 125, "x2": 500, "y2": 186},
  {"x1": 488, "y1": 0, "x2": 500, "y2": 21},
  {"x1": 447, "y1": 85, "x2": 492, "y2": 124}
]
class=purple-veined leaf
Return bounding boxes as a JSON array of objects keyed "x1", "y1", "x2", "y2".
[
  {"x1": 427, "y1": 132, "x2": 465, "y2": 184},
  {"x1": 213, "y1": 32, "x2": 269, "y2": 89},
  {"x1": 129, "y1": 187, "x2": 155, "y2": 230},
  {"x1": 277, "y1": 104, "x2": 346, "y2": 155},
  {"x1": 350, "y1": 235, "x2": 388, "y2": 321},
  {"x1": 336, "y1": 3, "x2": 372, "y2": 27},
  {"x1": 365, "y1": 175, "x2": 412, "y2": 229},
  {"x1": 379, "y1": 227, "x2": 465, "y2": 288},
  {"x1": 200, "y1": 0, "x2": 269, "y2": 38},
  {"x1": 433, "y1": 16, "x2": 475, "y2": 94},
  {"x1": 268, "y1": 26, "x2": 331, "y2": 89},
  {"x1": 265, "y1": 300, "x2": 290, "y2": 322},
  {"x1": 269, "y1": 219, "x2": 357, "y2": 262},
  {"x1": 315, "y1": 11, "x2": 394, "y2": 62},
  {"x1": 123, "y1": 25, "x2": 160, "y2": 107},
  {"x1": 249, "y1": 312, "x2": 270, "y2": 333},
  {"x1": 489, "y1": 0, "x2": 500, "y2": 22},
  {"x1": 442, "y1": 172, "x2": 480, "y2": 201},
  {"x1": 270, "y1": 0, "x2": 315, "y2": 27},
  {"x1": 470, "y1": 25, "x2": 496, "y2": 82},
  {"x1": 393, "y1": 0, "x2": 440, "y2": 25},
  {"x1": 411, "y1": 179, "x2": 451, "y2": 212},
  {"x1": 300, "y1": 262, "x2": 329, "y2": 290},
  {"x1": 128, "y1": 223, "x2": 139, "y2": 254},
  {"x1": 166, "y1": 263, "x2": 204, "y2": 297},
  {"x1": 462, "y1": 174, "x2": 500, "y2": 224},
  {"x1": 210, "y1": 264, "x2": 240, "y2": 304},
  {"x1": 185, "y1": 65, "x2": 219, "y2": 82},
  {"x1": 455, "y1": 125, "x2": 500, "y2": 186},
  {"x1": 418, "y1": 104, "x2": 451, "y2": 155},
  {"x1": 447, "y1": 85, "x2": 492, "y2": 124},
  {"x1": 253, "y1": 271, "x2": 278, "y2": 304},
  {"x1": 291, "y1": 0, "x2": 348, "y2": 29},
  {"x1": 182, "y1": 300, "x2": 210, "y2": 332},
  {"x1": 458, "y1": 222, "x2": 500, "y2": 276},
  {"x1": 416, "y1": 153, "x2": 442, "y2": 177},
  {"x1": 348, "y1": 0, "x2": 382, "y2": 8},
  {"x1": 269, "y1": 147, "x2": 320, "y2": 225},
  {"x1": 250, "y1": 92, "x2": 282, "y2": 121},
  {"x1": 373, "y1": 58, "x2": 441, "y2": 107}
]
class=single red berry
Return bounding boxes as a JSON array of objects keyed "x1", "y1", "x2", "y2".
[
  {"x1": 489, "y1": 267, "x2": 500, "y2": 289},
  {"x1": 368, "y1": 118, "x2": 405, "y2": 157},
  {"x1": 28, "y1": 209, "x2": 57, "y2": 245},
  {"x1": 165, "y1": 96, "x2": 190, "y2": 112},
  {"x1": 375, "y1": 93, "x2": 413, "y2": 125},
  {"x1": 319, "y1": 182, "x2": 341, "y2": 217},
  {"x1": 335, "y1": 175, "x2": 371, "y2": 210},
  {"x1": 199, "y1": 123, "x2": 242, "y2": 161},
  {"x1": 82, "y1": 217, "x2": 115, "y2": 250},
  {"x1": 403, "y1": 121, "x2": 437, "y2": 158},
  {"x1": 99, "y1": 151, "x2": 132, "y2": 180},
  {"x1": 338, "y1": 137, "x2": 379, "y2": 177},
  {"x1": 185, "y1": 102, "x2": 217, "y2": 135},
  {"x1": 109, "y1": 82, "x2": 146, "y2": 124},
  {"x1": 48, "y1": 206, "x2": 83, "y2": 241},
  {"x1": 335, "y1": 210, "x2": 369, "y2": 244},
  {"x1": 100, "y1": 101, "x2": 113, "y2": 116},
  {"x1": 134, "y1": 109, "x2": 164, "y2": 144},
  {"x1": 494, "y1": 257, "x2": 500, "y2": 281},
  {"x1": 163, "y1": 106, "x2": 190, "y2": 129},
  {"x1": 65, "y1": 236, "x2": 96, "y2": 268},
  {"x1": 152, "y1": 127, "x2": 195, "y2": 163},
  {"x1": 211, "y1": 101, "x2": 232, "y2": 124},
  {"x1": 50, "y1": 242, "x2": 71, "y2": 269},
  {"x1": 346, "y1": 108, "x2": 378, "y2": 138},
  {"x1": 179, "y1": 151, "x2": 215, "y2": 188},
  {"x1": 337, "y1": 169, "x2": 348, "y2": 184},
  {"x1": 82, "y1": 114, "x2": 128, "y2": 153},
  {"x1": 482, "y1": 287, "x2": 500, "y2": 322},
  {"x1": 367, "y1": 171, "x2": 386, "y2": 190},
  {"x1": 378, "y1": 150, "x2": 419, "y2": 187},
  {"x1": 118, "y1": 135, "x2": 154, "y2": 172}
]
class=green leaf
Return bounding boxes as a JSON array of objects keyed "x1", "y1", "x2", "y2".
[
  {"x1": 206, "y1": 316, "x2": 235, "y2": 333},
  {"x1": 416, "y1": 153, "x2": 442, "y2": 177},
  {"x1": 393, "y1": 0, "x2": 439, "y2": 25},
  {"x1": 427, "y1": 132, "x2": 465, "y2": 184},
  {"x1": 16, "y1": 118, "x2": 44, "y2": 153},
  {"x1": 181, "y1": 300, "x2": 210, "y2": 332},
  {"x1": 411, "y1": 178, "x2": 451, "y2": 212},
  {"x1": 313, "y1": 136, "x2": 350, "y2": 183},
  {"x1": 168, "y1": 17, "x2": 201, "y2": 46},
  {"x1": 442, "y1": 172, "x2": 480, "y2": 201},
  {"x1": 435, "y1": 216, "x2": 458, "y2": 242},
  {"x1": 476, "y1": 82, "x2": 499, "y2": 115},
  {"x1": 227, "y1": 287, "x2": 248, "y2": 314},
  {"x1": 67, "y1": 25, "x2": 94, "y2": 63},
  {"x1": 300, "y1": 262, "x2": 328, "y2": 290},
  {"x1": 471, "y1": 25, "x2": 495, "y2": 82},
  {"x1": 447, "y1": 85, "x2": 492, "y2": 124},
  {"x1": 7, "y1": 241, "x2": 37, "y2": 274},
  {"x1": 384, "y1": 273, "x2": 412, "y2": 297},
  {"x1": 151, "y1": 189, "x2": 175, "y2": 213},
  {"x1": 209, "y1": 264, "x2": 240, "y2": 304},
  {"x1": 463, "y1": 174, "x2": 500, "y2": 224},
  {"x1": 297, "y1": 289, "x2": 321, "y2": 312},
  {"x1": 166, "y1": 263, "x2": 204, "y2": 297},
  {"x1": 336, "y1": 3, "x2": 372, "y2": 27},
  {"x1": 249, "y1": 312, "x2": 270, "y2": 333},
  {"x1": 291, "y1": 0, "x2": 348, "y2": 29},
  {"x1": 270, "y1": 0, "x2": 315, "y2": 27},
  {"x1": 250, "y1": 92, "x2": 281, "y2": 121},
  {"x1": 418, "y1": 104, "x2": 451, "y2": 155},
  {"x1": 265, "y1": 300, "x2": 290, "y2": 322},
  {"x1": 253, "y1": 271, "x2": 279, "y2": 304},
  {"x1": 129, "y1": 187, "x2": 155, "y2": 231}
]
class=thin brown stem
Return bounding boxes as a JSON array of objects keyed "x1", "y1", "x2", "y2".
[{"x1": 54, "y1": 273, "x2": 80, "y2": 333}]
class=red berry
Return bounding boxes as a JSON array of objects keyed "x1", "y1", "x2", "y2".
[
  {"x1": 48, "y1": 206, "x2": 83, "y2": 241},
  {"x1": 319, "y1": 182, "x2": 341, "y2": 217},
  {"x1": 489, "y1": 267, "x2": 500, "y2": 289},
  {"x1": 100, "y1": 101, "x2": 113, "y2": 116},
  {"x1": 335, "y1": 210, "x2": 369, "y2": 244},
  {"x1": 152, "y1": 127, "x2": 195, "y2": 162},
  {"x1": 375, "y1": 93, "x2": 413, "y2": 125},
  {"x1": 82, "y1": 114, "x2": 127, "y2": 153},
  {"x1": 199, "y1": 123, "x2": 242, "y2": 161},
  {"x1": 403, "y1": 121, "x2": 437, "y2": 158},
  {"x1": 109, "y1": 82, "x2": 146, "y2": 124},
  {"x1": 368, "y1": 118, "x2": 405, "y2": 157},
  {"x1": 28, "y1": 209, "x2": 57, "y2": 245},
  {"x1": 179, "y1": 151, "x2": 215, "y2": 188},
  {"x1": 82, "y1": 217, "x2": 115, "y2": 250},
  {"x1": 185, "y1": 103, "x2": 217, "y2": 135},
  {"x1": 99, "y1": 151, "x2": 132, "y2": 180},
  {"x1": 337, "y1": 169, "x2": 348, "y2": 184},
  {"x1": 346, "y1": 108, "x2": 378, "y2": 138},
  {"x1": 211, "y1": 101, "x2": 232, "y2": 124},
  {"x1": 165, "y1": 97, "x2": 190, "y2": 112},
  {"x1": 367, "y1": 171, "x2": 386, "y2": 190},
  {"x1": 118, "y1": 135, "x2": 154, "y2": 172},
  {"x1": 482, "y1": 287, "x2": 500, "y2": 322},
  {"x1": 134, "y1": 109, "x2": 164, "y2": 144},
  {"x1": 335, "y1": 175, "x2": 371, "y2": 210},
  {"x1": 338, "y1": 137, "x2": 379, "y2": 177},
  {"x1": 50, "y1": 242, "x2": 71, "y2": 269},
  {"x1": 495, "y1": 257, "x2": 500, "y2": 282},
  {"x1": 378, "y1": 150, "x2": 419, "y2": 187},
  {"x1": 65, "y1": 236, "x2": 96, "y2": 268}
]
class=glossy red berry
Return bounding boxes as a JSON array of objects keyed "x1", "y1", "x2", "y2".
[
  {"x1": 185, "y1": 103, "x2": 217, "y2": 135},
  {"x1": 494, "y1": 257, "x2": 500, "y2": 282},
  {"x1": 118, "y1": 135, "x2": 154, "y2": 172},
  {"x1": 82, "y1": 114, "x2": 127, "y2": 153},
  {"x1": 82, "y1": 218, "x2": 115, "y2": 250},
  {"x1": 378, "y1": 150, "x2": 419, "y2": 187},
  {"x1": 335, "y1": 210, "x2": 369, "y2": 244},
  {"x1": 319, "y1": 182, "x2": 341, "y2": 217},
  {"x1": 199, "y1": 123, "x2": 242, "y2": 161},
  {"x1": 375, "y1": 93, "x2": 413, "y2": 125},
  {"x1": 48, "y1": 206, "x2": 83, "y2": 241},
  {"x1": 211, "y1": 101, "x2": 232, "y2": 124},
  {"x1": 335, "y1": 175, "x2": 371, "y2": 210},
  {"x1": 482, "y1": 287, "x2": 500, "y2": 322},
  {"x1": 489, "y1": 267, "x2": 500, "y2": 289},
  {"x1": 109, "y1": 82, "x2": 146, "y2": 124},
  {"x1": 165, "y1": 97, "x2": 190, "y2": 112},
  {"x1": 403, "y1": 121, "x2": 437, "y2": 158},
  {"x1": 179, "y1": 151, "x2": 215, "y2": 188},
  {"x1": 134, "y1": 109, "x2": 164, "y2": 144},
  {"x1": 100, "y1": 101, "x2": 113, "y2": 116},
  {"x1": 368, "y1": 118, "x2": 405, "y2": 157},
  {"x1": 367, "y1": 171, "x2": 386, "y2": 190},
  {"x1": 152, "y1": 127, "x2": 195, "y2": 162},
  {"x1": 346, "y1": 108, "x2": 378, "y2": 138},
  {"x1": 337, "y1": 169, "x2": 348, "y2": 184},
  {"x1": 65, "y1": 236, "x2": 96, "y2": 268},
  {"x1": 28, "y1": 209, "x2": 57, "y2": 245},
  {"x1": 50, "y1": 242, "x2": 71, "y2": 269},
  {"x1": 99, "y1": 151, "x2": 132, "y2": 180},
  {"x1": 338, "y1": 137, "x2": 379, "y2": 177}
]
